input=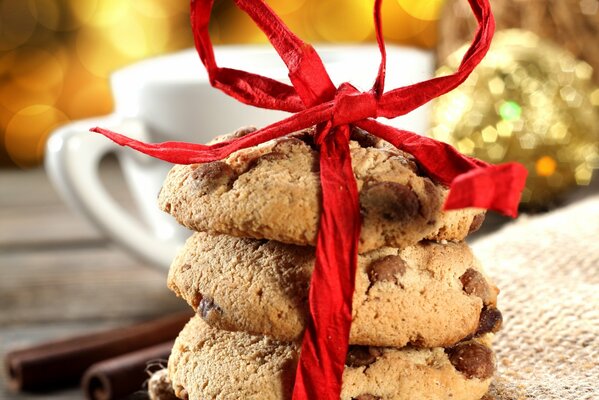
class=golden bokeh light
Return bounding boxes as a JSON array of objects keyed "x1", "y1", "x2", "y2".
[
  {"x1": 28, "y1": 0, "x2": 61, "y2": 31},
  {"x1": 397, "y1": 0, "x2": 445, "y2": 21},
  {"x1": 107, "y1": 18, "x2": 169, "y2": 58},
  {"x1": 1, "y1": 0, "x2": 442, "y2": 167},
  {"x1": 135, "y1": 0, "x2": 192, "y2": 19},
  {"x1": 68, "y1": 0, "x2": 98, "y2": 28},
  {"x1": 11, "y1": 47, "x2": 64, "y2": 91},
  {"x1": 75, "y1": 26, "x2": 130, "y2": 77},
  {"x1": 0, "y1": 78, "x2": 62, "y2": 113},
  {"x1": 87, "y1": 0, "x2": 130, "y2": 27},
  {"x1": 5, "y1": 105, "x2": 70, "y2": 167},
  {"x1": 310, "y1": 0, "x2": 374, "y2": 42},
  {"x1": 212, "y1": 7, "x2": 270, "y2": 44},
  {"x1": 381, "y1": 1, "x2": 437, "y2": 48},
  {"x1": 59, "y1": 56, "x2": 114, "y2": 117},
  {"x1": 432, "y1": 30, "x2": 599, "y2": 208},
  {"x1": 0, "y1": 50, "x2": 17, "y2": 76},
  {"x1": 536, "y1": 155, "x2": 557, "y2": 177},
  {"x1": 268, "y1": 0, "x2": 307, "y2": 15},
  {"x1": 64, "y1": 80, "x2": 113, "y2": 118},
  {"x1": 0, "y1": 0, "x2": 37, "y2": 51}
]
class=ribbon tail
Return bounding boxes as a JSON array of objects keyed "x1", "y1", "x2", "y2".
[
  {"x1": 357, "y1": 119, "x2": 485, "y2": 184},
  {"x1": 358, "y1": 119, "x2": 527, "y2": 217},
  {"x1": 292, "y1": 125, "x2": 360, "y2": 400},
  {"x1": 444, "y1": 162, "x2": 528, "y2": 217},
  {"x1": 90, "y1": 127, "x2": 216, "y2": 164},
  {"x1": 90, "y1": 100, "x2": 334, "y2": 165}
]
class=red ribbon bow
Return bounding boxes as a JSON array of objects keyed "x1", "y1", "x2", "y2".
[{"x1": 92, "y1": 0, "x2": 527, "y2": 398}]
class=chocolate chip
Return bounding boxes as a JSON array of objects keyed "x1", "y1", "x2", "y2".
[
  {"x1": 249, "y1": 147, "x2": 317, "y2": 174},
  {"x1": 191, "y1": 161, "x2": 236, "y2": 195},
  {"x1": 350, "y1": 127, "x2": 380, "y2": 148},
  {"x1": 460, "y1": 268, "x2": 492, "y2": 304},
  {"x1": 476, "y1": 307, "x2": 503, "y2": 335},
  {"x1": 231, "y1": 126, "x2": 257, "y2": 138},
  {"x1": 367, "y1": 347, "x2": 384, "y2": 358},
  {"x1": 360, "y1": 182, "x2": 420, "y2": 222},
  {"x1": 405, "y1": 158, "x2": 420, "y2": 174},
  {"x1": 345, "y1": 346, "x2": 380, "y2": 368},
  {"x1": 352, "y1": 395, "x2": 381, "y2": 400},
  {"x1": 273, "y1": 135, "x2": 316, "y2": 153},
  {"x1": 210, "y1": 127, "x2": 256, "y2": 144},
  {"x1": 250, "y1": 137, "x2": 307, "y2": 167},
  {"x1": 368, "y1": 255, "x2": 406, "y2": 284},
  {"x1": 469, "y1": 213, "x2": 486, "y2": 234},
  {"x1": 178, "y1": 389, "x2": 189, "y2": 400},
  {"x1": 447, "y1": 341, "x2": 495, "y2": 379},
  {"x1": 423, "y1": 179, "x2": 437, "y2": 196},
  {"x1": 198, "y1": 297, "x2": 223, "y2": 323},
  {"x1": 391, "y1": 154, "x2": 420, "y2": 174},
  {"x1": 254, "y1": 151, "x2": 288, "y2": 165},
  {"x1": 191, "y1": 293, "x2": 201, "y2": 308},
  {"x1": 181, "y1": 263, "x2": 192, "y2": 272},
  {"x1": 289, "y1": 128, "x2": 318, "y2": 149},
  {"x1": 148, "y1": 369, "x2": 179, "y2": 400},
  {"x1": 272, "y1": 137, "x2": 306, "y2": 150}
]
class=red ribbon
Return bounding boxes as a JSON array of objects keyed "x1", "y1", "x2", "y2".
[{"x1": 92, "y1": 0, "x2": 527, "y2": 398}]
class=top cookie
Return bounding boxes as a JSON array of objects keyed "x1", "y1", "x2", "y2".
[{"x1": 158, "y1": 127, "x2": 484, "y2": 252}]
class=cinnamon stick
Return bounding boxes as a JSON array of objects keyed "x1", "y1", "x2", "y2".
[
  {"x1": 81, "y1": 341, "x2": 173, "y2": 400},
  {"x1": 4, "y1": 312, "x2": 192, "y2": 392}
]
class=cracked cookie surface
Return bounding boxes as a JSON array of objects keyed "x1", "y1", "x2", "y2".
[
  {"x1": 168, "y1": 232, "x2": 500, "y2": 348},
  {"x1": 168, "y1": 316, "x2": 495, "y2": 400},
  {"x1": 158, "y1": 128, "x2": 483, "y2": 252}
]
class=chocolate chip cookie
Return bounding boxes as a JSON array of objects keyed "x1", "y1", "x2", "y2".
[
  {"x1": 168, "y1": 316, "x2": 495, "y2": 400},
  {"x1": 158, "y1": 128, "x2": 484, "y2": 252},
  {"x1": 168, "y1": 232, "x2": 500, "y2": 348}
]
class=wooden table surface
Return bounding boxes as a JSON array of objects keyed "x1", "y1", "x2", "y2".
[{"x1": 0, "y1": 163, "x2": 186, "y2": 400}]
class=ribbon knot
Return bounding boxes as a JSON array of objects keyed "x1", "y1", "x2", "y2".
[
  {"x1": 331, "y1": 83, "x2": 378, "y2": 128},
  {"x1": 90, "y1": 1, "x2": 527, "y2": 399}
]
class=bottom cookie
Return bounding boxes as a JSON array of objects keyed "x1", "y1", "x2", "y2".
[{"x1": 168, "y1": 316, "x2": 495, "y2": 400}]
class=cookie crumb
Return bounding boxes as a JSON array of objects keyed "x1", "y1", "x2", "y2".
[{"x1": 148, "y1": 369, "x2": 178, "y2": 400}]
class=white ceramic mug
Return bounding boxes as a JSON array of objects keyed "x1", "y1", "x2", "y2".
[{"x1": 45, "y1": 45, "x2": 434, "y2": 270}]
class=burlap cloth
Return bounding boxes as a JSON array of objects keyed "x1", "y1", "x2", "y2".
[
  {"x1": 473, "y1": 195, "x2": 599, "y2": 400},
  {"x1": 150, "y1": 196, "x2": 599, "y2": 400}
]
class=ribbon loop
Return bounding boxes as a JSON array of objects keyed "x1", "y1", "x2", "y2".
[
  {"x1": 190, "y1": 0, "x2": 304, "y2": 112},
  {"x1": 233, "y1": 0, "x2": 336, "y2": 106},
  {"x1": 287, "y1": 44, "x2": 337, "y2": 106},
  {"x1": 376, "y1": 0, "x2": 495, "y2": 118},
  {"x1": 372, "y1": 0, "x2": 386, "y2": 97}
]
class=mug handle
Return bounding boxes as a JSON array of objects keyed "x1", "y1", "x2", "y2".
[{"x1": 45, "y1": 115, "x2": 180, "y2": 270}]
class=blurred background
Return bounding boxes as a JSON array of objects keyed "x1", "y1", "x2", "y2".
[
  {"x1": 1, "y1": 0, "x2": 598, "y2": 209},
  {"x1": 0, "y1": 0, "x2": 443, "y2": 169}
]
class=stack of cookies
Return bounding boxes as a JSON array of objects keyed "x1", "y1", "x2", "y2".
[{"x1": 155, "y1": 127, "x2": 502, "y2": 400}]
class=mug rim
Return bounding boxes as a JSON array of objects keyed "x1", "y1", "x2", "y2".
[
  {"x1": 110, "y1": 43, "x2": 432, "y2": 85},
  {"x1": 109, "y1": 44, "x2": 434, "y2": 117}
]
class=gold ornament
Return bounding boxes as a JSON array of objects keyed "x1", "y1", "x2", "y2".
[{"x1": 431, "y1": 29, "x2": 599, "y2": 209}]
